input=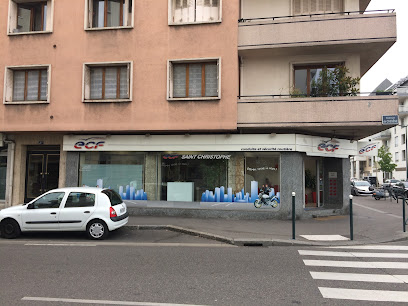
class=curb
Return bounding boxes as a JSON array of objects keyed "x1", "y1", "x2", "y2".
[{"x1": 124, "y1": 225, "x2": 408, "y2": 247}]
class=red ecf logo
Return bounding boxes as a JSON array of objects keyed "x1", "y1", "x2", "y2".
[
  {"x1": 74, "y1": 139, "x2": 105, "y2": 150},
  {"x1": 318, "y1": 143, "x2": 339, "y2": 152},
  {"x1": 359, "y1": 144, "x2": 377, "y2": 154}
]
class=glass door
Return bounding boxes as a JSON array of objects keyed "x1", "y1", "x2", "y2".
[{"x1": 25, "y1": 147, "x2": 60, "y2": 202}]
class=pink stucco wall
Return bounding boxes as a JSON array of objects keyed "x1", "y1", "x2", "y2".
[{"x1": 0, "y1": 1, "x2": 239, "y2": 133}]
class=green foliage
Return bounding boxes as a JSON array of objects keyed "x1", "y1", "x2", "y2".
[
  {"x1": 305, "y1": 169, "x2": 316, "y2": 190},
  {"x1": 290, "y1": 87, "x2": 306, "y2": 98},
  {"x1": 377, "y1": 145, "x2": 397, "y2": 173},
  {"x1": 311, "y1": 66, "x2": 360, "y2": 97}
]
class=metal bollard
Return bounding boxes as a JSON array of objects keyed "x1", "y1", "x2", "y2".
[
  {"x1": 292, "y1": 192, "x2": 296, "y2": 240},
  {"x1": 349, "y1": 195, "x2": 353, "y2": 241},
  {"x1": 404, "y1": 197, "x2": 406, "y2": 233}
]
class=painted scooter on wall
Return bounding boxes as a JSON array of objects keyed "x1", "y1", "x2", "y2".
[{"x1": 254, "y1": 189, "x2": 280, "y2": 208}]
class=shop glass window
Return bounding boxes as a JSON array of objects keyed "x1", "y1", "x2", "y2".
[
  {"x1": 161, "y1": 153, "x2": 228, "y2": 201},
  {"x1": 244, "y1": 155, "x2": 281, "y2": 196},
  {"x1": 292, "y1": 0, "x2": 343, "y2": 15},
  {"x1": 0, "y1": 154, "x2": 7, "y2": 200},
  {"x1": 171, "y1": 0, "x2": 221, "y2": 24},
  {"x1": 294, "y1": 64, "x2": 341, "y2": 97},
  {"x1": 10, "y1": 68, "x2": 48, "y2": 102},
  {"x1": 84, "y1": 63, "x2": 131, "y2": 102},
  {"x1": 87, "y1": 0, "x2": 133, "y2": 28},
  {"x1": 169, "y1": 60, "x2": 219, "y2": 99},
  {"x1": 79, "y1": 152, "x2": 144, "y2": 200}
]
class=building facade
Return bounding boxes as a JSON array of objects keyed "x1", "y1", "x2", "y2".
[{"x1": 0, "y1": 0, "x2": 398, "y2": 217}]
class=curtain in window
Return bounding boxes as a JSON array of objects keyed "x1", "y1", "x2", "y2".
[
  {"x1": 26, "y1": 70, "x2": 40, "y2": 101},
  {"x1": 119, "y1": 67, "x2": 128, "y2": 98},
  {"x1": 40, "y1": 70, "x2": 48, "y2": 100},
  {"x1": 189, "y1": 64, "x2": 202, "y2": 97},
  {"x1": 173, "y1": 64, "x2": 187, "y2": 98},
  {"x1": 293, "y1": 0, "x2": 343, "y2": 15},
  {"x1": 90, "y1": 68, "x2": 103, "y2": 99},
  {"x1": 196, "y1": 0, "x2": 219, "y2": 22},
  {"x1": 205, "y1": 63, "x2": 218, "y2": 97},
  {"x1": 13, "y1": 71, "x2": 25, "y2": 101},
  {"x1": 105, "y1": 67, "x2": 118, "y2": 99},
  {"x1": 174, "y1": 0, "x2": 195, "y2": 23}
]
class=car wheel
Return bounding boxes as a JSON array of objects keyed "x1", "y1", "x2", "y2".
[
  {"x1": 0, "y1": 219, "x2": 21, "y2": 239},
  {"x1": 86, "y1": 220, "x2": 108, "y2": 240}
]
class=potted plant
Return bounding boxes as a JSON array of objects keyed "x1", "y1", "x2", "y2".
[{"x1": 305, "y1": 169, "x2": 317, "y2": 204}]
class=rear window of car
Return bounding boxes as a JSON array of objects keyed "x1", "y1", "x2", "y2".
[{"x1": 102, "y1": 189, "x2": 123, "y2": 206}]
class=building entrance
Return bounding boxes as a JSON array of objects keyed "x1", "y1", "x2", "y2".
[{"x1": 25, "y1": 146, "x2": 60, "y2": 202}]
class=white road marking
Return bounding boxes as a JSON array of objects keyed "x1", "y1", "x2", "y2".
[
  {"x1": 325, "y1": 245, "x2": 408, "y2": 251},
  {"x1": 354, "y1": 203, "x2": 402, "y2": 219},
  {"x1": 22, "y1": 297, "x2": 207, "y2": 305},
  {"x1": 300, "y1": 235, "x2": 349, "y2": 241},
  {"x1": 299, "y1": 250, "x2": 408, "y2": 258},
  {"x1": 319, "y1": 287, "x2": 408, "y2": 302},
  {"x1": 304, "y1": 260, "x2": 408, "y2": 269},
  {"x1": 310, "y1": 271, "x2": 408, "y2": 283}
]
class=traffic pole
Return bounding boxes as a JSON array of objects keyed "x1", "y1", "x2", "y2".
[
  {"x1": 403, "y1": 197, "x2": 406, "y2": 233},
  {"x1": 292, "y1": 192, "x2": 296, "y2": 240},
  {"x1": 349, "y1": 195, "x2": 354, "y2": 241}
]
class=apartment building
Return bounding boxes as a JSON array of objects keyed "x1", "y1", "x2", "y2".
[{"x1": 0, "y1": 0, "x2": 398, "y2": 218}]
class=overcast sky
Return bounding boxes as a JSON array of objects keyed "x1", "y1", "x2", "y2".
[{"x1": 360, "y1": 0, "x2": 408, "y2": 92}]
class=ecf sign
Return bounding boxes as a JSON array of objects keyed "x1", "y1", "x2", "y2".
[
  {"x1": 74, "y1": 137, "x2": 105, "y2": 150},
  {"x1": 318, "y1": 143, "x2": 339, "y2": 152}
]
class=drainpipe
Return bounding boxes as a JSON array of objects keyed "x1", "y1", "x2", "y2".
[{"x1": 4, "y1": 139, "x2": 15, "y2": 208}]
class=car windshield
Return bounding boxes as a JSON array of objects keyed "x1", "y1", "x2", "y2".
[{"x1": 355, "y1": 181, "x2": 370, "y2": 186}]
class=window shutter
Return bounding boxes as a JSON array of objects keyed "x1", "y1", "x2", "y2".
[
  {"x1": 293, "y1": 0, "x2": 301, "y2": 15},
  {"x1": 310, "y1": 0, "x2": 317, "y2": 13},
  {"x1": 26, "y1": 70, "x2": 39, "y2": 101},
  {"x1": 13, "y1": 71, "x2": 25, "y2": 101},
  {"x1": 333, "y1": 0, "x2": 343, "y2": 12}
]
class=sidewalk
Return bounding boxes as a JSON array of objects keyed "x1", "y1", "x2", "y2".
[{"x1": 125, "y1": 207, "x2": 408, "y2": 247}]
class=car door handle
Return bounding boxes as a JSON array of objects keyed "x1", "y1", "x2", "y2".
[
  {"x1": 84, "y1": 211, "x2": 90, "y2": 214},
  {"x1": 50, "y1": 212, "x2": 57, "y2": 215}
]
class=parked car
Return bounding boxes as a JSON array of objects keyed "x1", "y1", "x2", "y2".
[
  {"x1": 392, "y1": 181, "x2": 408, "y2": 199},
  {"x1": 351, "y1": 180, "x2": 374, "y2": 196},
  {"x1": 0, "y1": 187, "x2": 128, "y2": 240},
  {"x1": 382, "y1": 179, "x2": 401, "y2": 188}
]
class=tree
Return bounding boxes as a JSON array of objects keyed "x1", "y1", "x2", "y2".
[
  {"x1": 377, "y1": 145, "x2": 397, "y2": 178},
  {"x1": 311, "y1": 65, "x2": 360, "y2": 97}
]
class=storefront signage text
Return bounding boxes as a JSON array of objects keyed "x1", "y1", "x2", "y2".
[
  {"x1": 74, "y1": 137, "x2": 105, "y2": 150},
  {"x1": 359, "y1": 144, "x2": 377, "y2": 155},
  {"x1": 247, "y1": 166, "x2": 278, "y2": 172},
  {"x1": 317, "y1": 141, "x2": 340, "y2": 152},
  {"x1": 241, "y1": 147, "x2": 293, "y2": 151},
  {"x1": 181, "y1": 154, "x2": 231, "y2": 160}
]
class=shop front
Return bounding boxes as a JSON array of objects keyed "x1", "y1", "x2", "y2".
[{"x1": 63, "y1": 134, "x2": 370, "y2": 217}]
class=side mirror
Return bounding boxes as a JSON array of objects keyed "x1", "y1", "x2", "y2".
[{"x1": 27, "y1": 203, "x2": 34, "y2": 209}]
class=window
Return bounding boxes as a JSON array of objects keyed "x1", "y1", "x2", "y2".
[
  {"x1": 395, "y1": 136, "x2": 399, "y2": 147},
  {"x1": 170, "y1": 0, "x2": 221, "y2": 24},
  {"x1": 83, "y1": 62, "x2": 132, "y2": 102},
  {"x1": 403, "y1": 150, "x2": 406, "y2": 162},
  {"x1": 292, "y1": 0, "x2": 343, "y2": 15},
  {"x1": 86, "y1": 0, "x2": 133, "y2": 29},
  {"x1": 294, "y1": 63, "x2": 342, "y2": 96},
  {"x1": 4, "y1": 65, "x2": 50, "y2": 104},
  {"x1": 402, "y1": 134, "x2": 406, "y2": 145},
  {"x1": 168, "y1": 58, "x2": 220, "y2": 100},
  {"x1": 31, "y1": 192, "x2": 65, "y2": 209},
  {"x1": 8, "y1": 0, "x2": 53, "y2": 34},
  {"x1": 65, "y1": 192, "x2": 96, "y2": 208},
  {"x1": 395, "y1": 152, "x2": 399, "y2": 162}
]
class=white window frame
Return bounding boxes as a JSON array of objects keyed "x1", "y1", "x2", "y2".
[
  {"x1": 3, "y1": 64, "x2": 51, "y2": 104},
  {"x1": 168, "y1": 0, "x2": 222, "y2": 25},
  {"x1": 82, "y1": 61, "x2": 133, "y2": 103},
  {"x1": 395, "y1": 136, "x2": 399, "y2": 147},
  {"x1": 84, "y1": 0, "x2": 134, "y2": 31},
  {"x1": 7, "y1": 0, "x2": 54, "y2": 35},
  {"x1": 167, "y1": 57, "x2": 221, "y2": 101},
  {"x1": 395, "y1": 152, "x2": 399, "y2": 162}
]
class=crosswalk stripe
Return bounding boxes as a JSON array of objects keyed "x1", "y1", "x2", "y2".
[
  {"x1": 299, "y1": 250, "x2": 408, "y2": 258},
  {"x1": 319, "y1": 287, "x2": 408, "y2": 302},
  {"x1": 325, "y1": 245, "x2": 408, "y2": 251},
  {"x1": 304, "y1": 260, "x2": 408, "y2": 269},
  {"x1": 310, "y1": 271, "x2": 407, "y2": 283}
]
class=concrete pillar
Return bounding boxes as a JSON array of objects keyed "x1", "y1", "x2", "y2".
[
  {"x1": 145, "y1": 153, "x2": 158, "y2": 201},
  {"x1": 228, "y1": 153, "x2": 245, "y2": 195},
  {"x1": 355, "y1": 160, "x2": 360, "y2": 179},
  {"x1": 280, "y1": 152, "x2": 304, "y2": 218},
  {"x1": 65, "y1": 152, "x2": 79, "y2": 187}
]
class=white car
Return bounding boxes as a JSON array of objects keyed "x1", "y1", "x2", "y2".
[
  {"x1": 0, "y1": 187, "x2": 128, "y2": 240},
  {"x1": 351, "y1": 180, "x2": 373, "y2": 195}
]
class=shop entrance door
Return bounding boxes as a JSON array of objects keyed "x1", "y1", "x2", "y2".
[
  {"x1": 25, "y1": 146, "x2": 60, "y2": 202},
  {"x1": 305, "y1": 157, "x2": 324, "y2": 208}
]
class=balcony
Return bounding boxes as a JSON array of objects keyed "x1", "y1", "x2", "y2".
[
  {"x1": 399, "y1": 105, "x2": 408, "y2": 117},
  {"x1": 238, "y1": 10, "x2": 396, "y2": 74},
  {"x1": 374, "y1": 130, "x2": 392, "y2": 140},
  {"x1": 237, "y1": 95, "x2": 398, "y2": 140}
]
